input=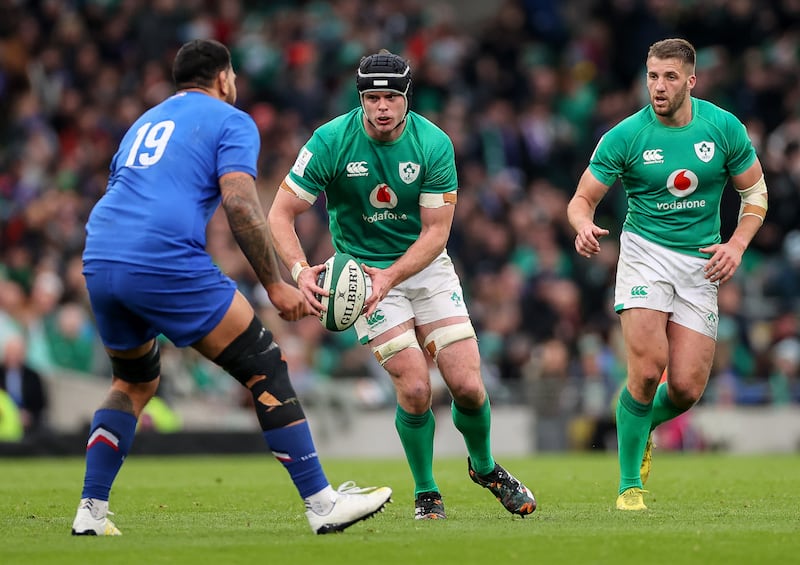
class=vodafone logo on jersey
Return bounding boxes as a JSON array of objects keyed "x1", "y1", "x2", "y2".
[
  {"x1": 369, "y1": 184, "x2": 398, "y2": 209},
  {"x1": 666, "y1": 169, "x2": 699, "y2": 198}
]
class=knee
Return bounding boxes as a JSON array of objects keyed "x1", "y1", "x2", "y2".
[
  {"x1": 669, "y1": 382, "x2": 705, "y2": 408},
  {"x1": 394, "y1": 376, "x2": 432, "y2": 411},
  {"x1": 629, "y1": 360, "x2": 665, "y2": 388},
  {"x1": 108, "y1": 341, "x2": 162, "y2": 414},
  {"x1": 110, "y1": 341, "x2": 161, "y2": 383},
  {"x1": 447, "y1": 377, "x2": 485, "y2": 408},
  {"x1": 642, "y1": 372, "x2": 664, "y2": 390},
  {"x1": 213, "y1": 315, "x2": 306, "y2": 429},
  {"x1": 626, "y1": 368, "x2": 664, "y2": 401}
]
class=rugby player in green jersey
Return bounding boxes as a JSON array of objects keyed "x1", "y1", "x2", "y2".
[
  {"x1": 567, "y1": 38, "x2": 768, "y2": 510},
  {"x1": 269, "y1": 50, "x2": 536, "y2": 520}
]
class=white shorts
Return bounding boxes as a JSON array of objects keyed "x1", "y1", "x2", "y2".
[
  {"x1": 354, "y1": 251, "x2": 471, "y2": 343},
  {"x1": 614, "y1": 231, "x2": 719, "y2": 339}
]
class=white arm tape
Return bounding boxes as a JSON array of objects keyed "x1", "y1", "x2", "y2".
[
  {"x1": 281, "y1": 176, "x2": 318, "y2": 205},
  {"x1": 735, "y1": 174, "x2": 768, "y2": 222},
  {"x1": 419, "y1": 191, "x2": 457, "y2": 209}
]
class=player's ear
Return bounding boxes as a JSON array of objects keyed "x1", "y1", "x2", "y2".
[{"x1": 217, "y1": 69, "x2": 230, "y2": 97}]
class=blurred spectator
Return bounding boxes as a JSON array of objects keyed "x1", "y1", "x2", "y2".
[
  {"x1": 0, "y1": 279, "x2": 26, "y2": 346},
  {"x1": 138, "y1": 392, "x2": 182, "y2": 434},
  {"x1": 523, "y1": 338, "x2": 580, "y2": 451},
  {"x1": 764, "y1": 230, "x2": 800, "y2": 311},
  {"x1": 43, "y1": 302, "x2": 102, "y2": 375},
  {"x1": 768, "y1": 337, "x2": 800, "y2": 404},
  {"x1": 0, "y1": 333, "x2": 48, "y2": 437},
  {"x1": 13, "y1": 270, "x2": 63, "y2": 373},
  {"x1": 706, "y1": 279, "x2": 761, "y2": 404},
  {"x1": 0, "y1": 0, "x2": 798, "y2": 433},
  {"x1": 572, "y1": 332, "x2": 623, "y2": 450},
  {"x1": 0, "y1": 389, "x2": 24, "y2": 442}
]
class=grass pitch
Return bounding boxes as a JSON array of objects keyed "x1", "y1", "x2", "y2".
[{"x1": 1, "y1": 452, "x2": 798, "y2": 564}]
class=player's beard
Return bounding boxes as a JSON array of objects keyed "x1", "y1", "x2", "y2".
[
  {"x1": 651, "y1": 84, "x2": 689, "y2": 119},
  {"x1": 225, "y1": 86, "x2": 237, "y2": 105}
]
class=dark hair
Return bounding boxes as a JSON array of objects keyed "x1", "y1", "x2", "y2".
[
  {"x1": 172, "y1": 39, "x2": 231, "y2": 89},
  {"x1": 647, "y1": 38, "x2": 696, "y2": 69}
]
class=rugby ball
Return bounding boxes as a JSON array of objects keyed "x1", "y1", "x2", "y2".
[{"x1": 315, "y1": 253, "x2": 367, "y2": 331}]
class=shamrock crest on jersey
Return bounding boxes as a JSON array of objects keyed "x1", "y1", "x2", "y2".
[
  {"x1": 399, "y1": 161, "x2": 420, "y2": 183},
  {"x1": 694, "y1": 141, "x2": 715, "y2": 163}
]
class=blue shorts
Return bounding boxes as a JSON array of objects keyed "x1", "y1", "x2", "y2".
[{"x1": 84, "y1": 261, "x2": 236, "y2": 349}]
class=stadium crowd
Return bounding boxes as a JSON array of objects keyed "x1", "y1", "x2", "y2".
[{"x1": 1, "y1": 0, "x2": 799, "y2": 445}]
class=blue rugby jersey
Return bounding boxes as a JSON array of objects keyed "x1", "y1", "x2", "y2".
[{"x1": 83, "y1": 91, "x2": 258, "y2": 270}]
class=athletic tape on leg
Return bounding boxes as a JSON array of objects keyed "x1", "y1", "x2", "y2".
[
  {"x1": 372, "y1": 329, "x2": 420, "y2": 366},
  {"x1": 423, "y1": 322, "x2": 476, "y2": 362}
]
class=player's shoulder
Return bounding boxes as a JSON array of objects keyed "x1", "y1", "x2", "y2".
[
  {"x1": 595, "y1": 106, "x2": 654, "y2": 153},
  {"x1": 407, "y1": 111, "x2": 448, "y2": 136},
  {"x1": 404, "y1": 112, "x2": 453, "y2": 153},
  {"x1": 693, "y1": 97, "x2": 742, "y2": 128},
  {"x1": 206, "y1": 96, "x2": 255, "y2": 125},
  {"x1": 610, "y1": 105, "x2": 655, "y2": 135},
  {"x1": 693, "y1": 97, "x2": 731, "y2": 116},
  {"x1": 159, "y1": 92, "x2": 256, "y2": 129}
]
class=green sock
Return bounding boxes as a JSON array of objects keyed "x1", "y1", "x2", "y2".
[
  {"x1": 650, "y1": 381, "x2": 686, "y2": 430},
  {"x1": 451, "y1": 398, "x2": 495, "y2": 476},
  {"x1": 616, "y1": 387, "x2": 652, "y2": 493},
  {"x1": 395, "y1": 406, "x2": 438, "y2": 495}
]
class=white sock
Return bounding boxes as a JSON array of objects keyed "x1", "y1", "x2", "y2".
[{"x1": 305, "y1": 485, "x2": 337, "y2": 515}]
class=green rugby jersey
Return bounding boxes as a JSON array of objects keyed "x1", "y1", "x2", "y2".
[
  {"x1": 589, "y1": 98, "x2": 756, "y2": 257},
  {"x1": 286, "y1": 108, "x2": 458, "y2": 267}
]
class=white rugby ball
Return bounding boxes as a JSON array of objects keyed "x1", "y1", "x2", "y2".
[{"x1": 315, "y1": 253, "x2": 367, "y2": 331}]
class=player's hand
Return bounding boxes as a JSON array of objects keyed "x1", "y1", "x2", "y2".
[
  {"x1": 700, "y1": 240, "x2": 745, "y2": 284},
  {"x1": 361, "y1": 264, "x2": 391, "y2": 318},
  {"x1": 295, "y1": 264, "x2": 327, "y2": 317},
  {"x1": 266, "y1": 280, "x2": 313, "y2": 320},
  {"x1": 574, "y1": 224, "x2": 610, "y2": 258}
]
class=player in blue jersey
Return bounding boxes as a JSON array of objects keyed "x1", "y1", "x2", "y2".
[
  {"x1": 71, "y1": 39, "x2": 391, "y2": 536},
  {"x1": 268, "y1": 50, "x2": 536, "y2": 520},
  {"x1": 567, "y1": 38, "x2": 767, "y2": 510}
]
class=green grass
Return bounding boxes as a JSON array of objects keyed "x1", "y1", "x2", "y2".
[{"x1": 1, "y1": 453, "x2": 799, "y2": 564}]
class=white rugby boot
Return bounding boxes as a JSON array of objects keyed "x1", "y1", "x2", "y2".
[
  {"x1": 71, "y1": 498, "x2": 122, "y2": 536},
  {"x1": 305, "y1": 482, "x2": 392, "y2": 534}
]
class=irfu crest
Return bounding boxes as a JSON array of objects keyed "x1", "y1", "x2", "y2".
[
  {"x1": 694, "y1": 141, "x2": 715, "y2": 163},
  {"x1": 399, "y1": 161, "x2": 421, "y2": 184}
]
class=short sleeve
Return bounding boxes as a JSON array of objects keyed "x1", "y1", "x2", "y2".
[
  {"x1": 588, "y1": 129, "x2": 628, "y2": 187},
  {"x1": 286, "y1": 131, "x2": 332, "y2": 198},
  {"x1": 217, "y1": 111, "x2": 260, "y2": 179},
  {"x1": 725, "y1": 116, "x2": 757, "y2": 176},
  {"x1": 421, "y1": 131, "x2": 458, "y2": 194}
]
